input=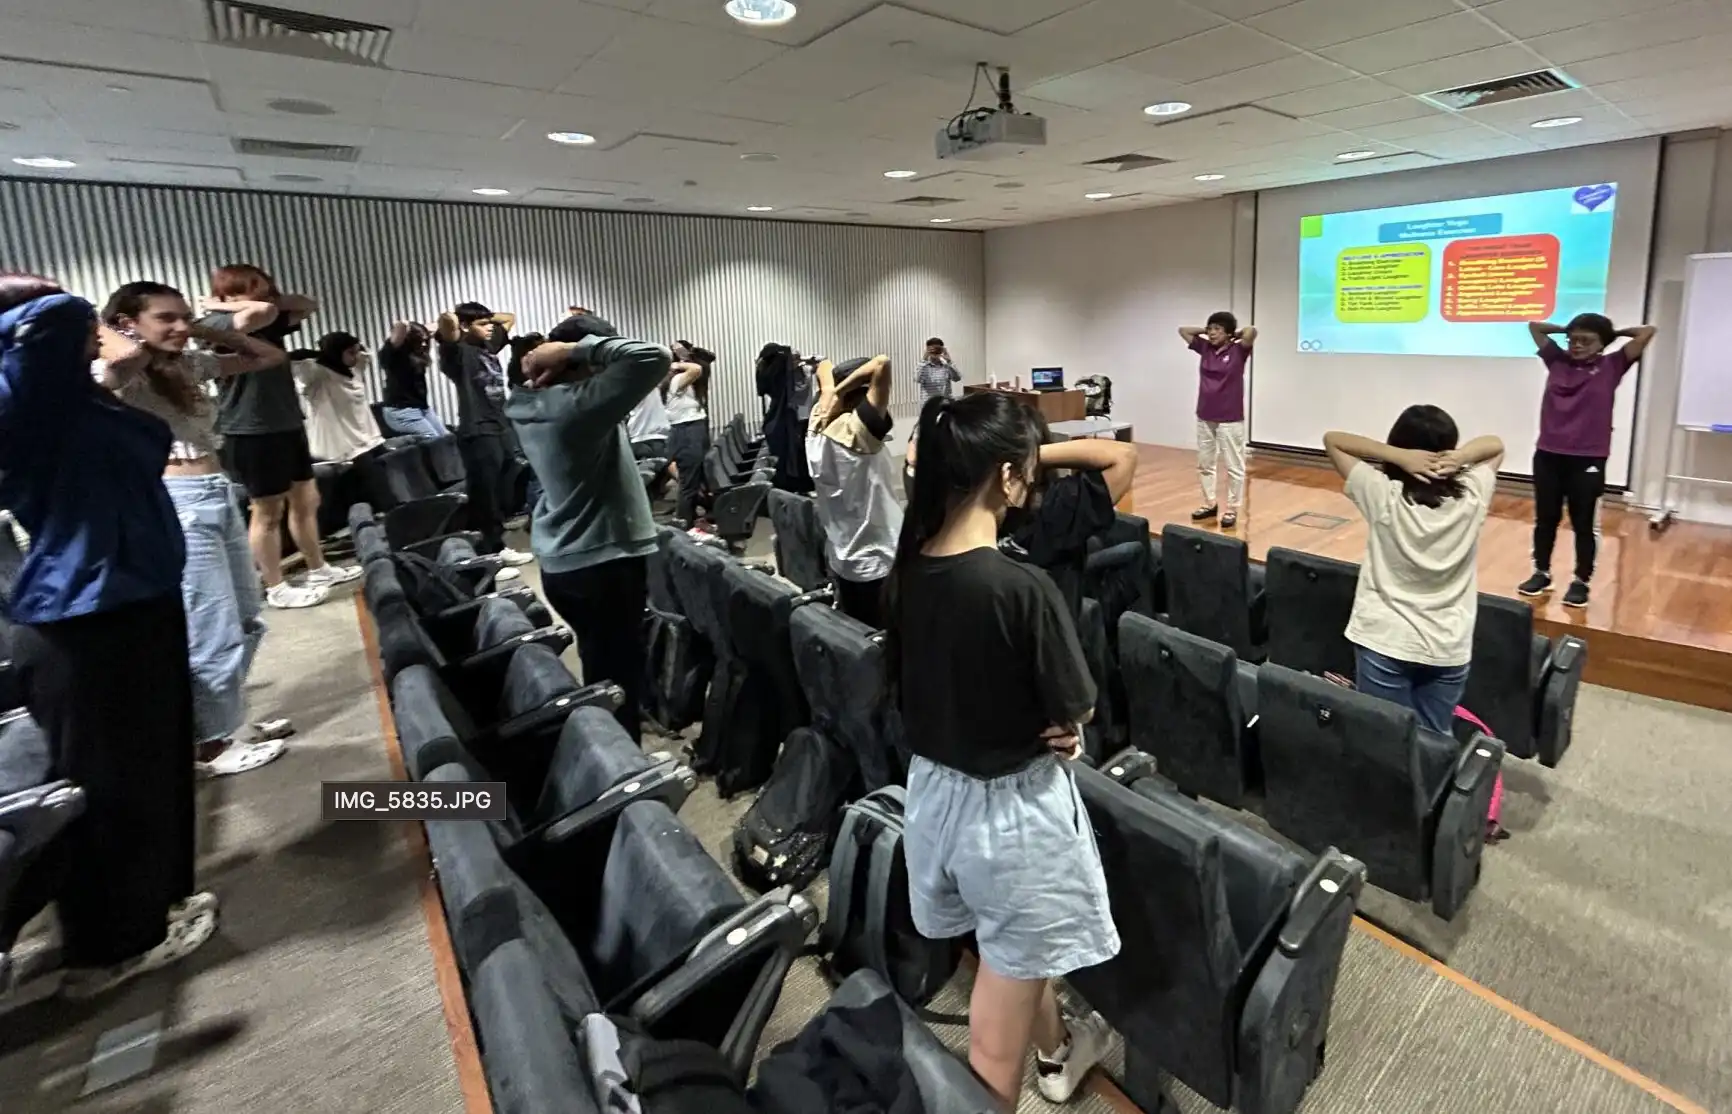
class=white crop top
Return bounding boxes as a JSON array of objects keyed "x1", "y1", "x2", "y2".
[{"x1": 96, "y1": 351, "x2": 226, "y2": 463}]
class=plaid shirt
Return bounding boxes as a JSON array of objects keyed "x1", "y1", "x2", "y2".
[{"x1": 917, "y1": 357, "x2": 959, "y2": 401}]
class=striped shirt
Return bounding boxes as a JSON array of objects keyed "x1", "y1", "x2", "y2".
[{"x1": 917, "y1": 357, "x2": 959, "y2": 401}]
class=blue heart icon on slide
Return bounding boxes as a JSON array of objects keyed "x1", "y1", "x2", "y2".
[{"x1": 1574, "y1": 184, "x2": 1615, "y2": 211}]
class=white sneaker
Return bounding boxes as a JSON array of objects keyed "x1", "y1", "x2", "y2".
[
  {"x1": 170, "y1": 891, "x2": 219, "y2": 922},
  {"x1": 60, "y1": 908, "x2": 218, "y2": 999},
  {"x1": 303, "y1": 563, "x2": 362, "y2": 587},
  {"x1": 266, "y1": 581, "x2": 329, "y2": 610},
  {"x1": 493, "y1": 566, "x2": 523, "y2": 583},
  {"x1": 497, "y1": 547, "x2": 535, "y2": 567},
  {"x1": 1035, "y1": 1011, "x2": 1112, "y2": 1104}
]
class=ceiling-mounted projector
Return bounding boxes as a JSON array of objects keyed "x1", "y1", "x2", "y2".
[{"x1": 936, "y1": 65, "x2": 1047, "y2": 161}]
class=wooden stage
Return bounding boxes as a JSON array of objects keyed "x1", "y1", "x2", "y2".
[{"x1": 1120, "y1": 445, "x2": 1732, "y2": 713}]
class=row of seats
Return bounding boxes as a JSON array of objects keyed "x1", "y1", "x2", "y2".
[{"x1": 700, "y1": 416, "x2": 778, "y2": 550}]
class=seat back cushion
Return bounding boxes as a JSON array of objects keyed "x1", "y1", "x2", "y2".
[
  {"x1": 423, "y1": 436, "x2": 467, "y2": 489},
  {"x1": 470, "y1": 940, "x2": 600, "y2": 1114},
  {"x1": 665, "y1": 532, "x2": 730, "y2": 646},
  {"x1": 381, "y1": 445, "x2": 438, "y2": 504},
  {"x1": 375, "y1": 598, "x2": 443, "y2": 680},
  {"x1": 1462, "y1": 593, "x2": 1538, "y2": 759},
  {"x1": 767, "y1": 490, "x2": 827, "y2": 592},
  {"x1": 789, "y1": 605, "x2": 904, "y2": 792},
  {"x1": 475, "y1": 597, "x2": 537, "y2": 653},
  {"x1": 1264, "y1": 547, "x2": 1359, "y2": 679},
  {"x1": 721, "y1": 564, "x2": 808, "y2": 726},
  {"x1": 583, "y1": 800, "x2": 745, "y2": 1006},
  {"x1": 0, "y1": 713, "x2": 50, "y2": 794},
  {"x1": 1119, "y1": 614, "x2": 1248, "y2": 804},
  {"x1": 532, "y1": 706, "x2": 654, "y2": 826},
  {"x1": 392, "y1": 670, "x2": 481, "y2": 780},
  {"x1": 438, "y1": 534, "x2": 481, "y2": 566},
  {"x1": 648, "y1": 531, "x2": 682, "y2": 615},
  {"x1": 1069, "y1": 765, "x2": 1241, "y2": 1109},
  {"x1": 1257, "y1": 664, "x2": 1430, "y2": 900},
  {"x1": 497, "y1": 644, "x2": 581, "y2": 722},
  {"x1": 1161, "y1": 525, "x2": 1254, "y2": 656}
]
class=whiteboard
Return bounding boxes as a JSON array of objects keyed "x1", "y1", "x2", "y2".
[{"x1": 1675, "y1": 253, "x2": 1732, "y2": 431}]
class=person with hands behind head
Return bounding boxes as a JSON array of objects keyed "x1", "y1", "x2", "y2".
[
  {"x1": 887, "y1": 390, "x2": 1118, "y2": 1112},
  {"x1": 1521, "y1": 314, "x2": 1655, "y2": 608},
  {"x1": 507, "y1": 314, "x2": 672, "y2": 741},
  {"x1": 436, "y1": 302, "x2": 532, "y2": 567},
  {"x1": 1179, "y1": 312, "x2": 1255, "y2": 528},
  {"x1": 1, "y1": 275, "x2": 219, "y2": 998},
  {"x1": 916, "y1": 336, "x2": 960, "y2": 403},
  {"x1": 1324, "y1": 407, "x2": 1504, "y2": 734},
  {"x1": 100, "y1": 281, "x2": 297, "y2": 778},
  {"x1": 379, "y1": 321, "x2": 447, "y2": 441},
  {"x1": 807, "y1": 355, "x2": 902, "y2": 627},
  {"x1": 663, "y1": 340, "x2": 714, "y2": 529},
  {"x1": 1003, "y1": 432, "x2": 1138, "y2": 621},
  {"x1": 202, "y1": 263, "x2": 355, "y2": 608}
]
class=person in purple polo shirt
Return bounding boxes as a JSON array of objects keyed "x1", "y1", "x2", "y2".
[
  {"x1": 1179, "y1": 311, "x2": 1256, "y2": 529},
  {"x1": 1519, "y1": 313, "x2": 1655, "y2": 609}
]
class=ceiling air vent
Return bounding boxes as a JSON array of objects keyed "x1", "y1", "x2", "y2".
[
  {"x1": 206, "y1": 1, "x2": 393, "y2": 66},
  {"x1": 1421, "y1": 69, "x2": 1578, "y2": 112},
  {"x1": 1082, "y1": 153, "x2": 1171, "y2": 173},
  {"x1": 232, "y1": 138, "x2": 361, "y2": 162},
  {"x1": 893, "y1": 196, "x2": 962, "y2": 207}
]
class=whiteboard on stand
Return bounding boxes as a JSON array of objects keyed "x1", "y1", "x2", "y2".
[{"x1": 1674, "y1": 253, "x2": 1732, "y2": 432}]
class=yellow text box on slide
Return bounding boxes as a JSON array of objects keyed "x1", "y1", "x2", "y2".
[{"x1": 1335, "y1": 244, "x2": 1432, "y2": 323}]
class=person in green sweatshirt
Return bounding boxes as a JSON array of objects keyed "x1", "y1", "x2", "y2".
[{"x1": 506, "y1": 313, "x2": 670, "y2": 740}]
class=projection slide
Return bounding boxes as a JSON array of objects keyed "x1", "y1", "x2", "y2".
[{"x1": 1296, "y1": 184, "x2": 1617, "y2": 358}]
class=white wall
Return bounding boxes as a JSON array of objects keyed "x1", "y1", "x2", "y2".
[
  {"x1": 983, "y1": 196, "x2": 1253, "y2": 450},
  {"x1": 1631, "y1": 130, "x2": 1732, "y2": 525}
]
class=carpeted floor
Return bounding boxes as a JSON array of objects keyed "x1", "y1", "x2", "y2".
[{"x1": 3, "y1": 523, "x2": 1727, "y2": 1114}]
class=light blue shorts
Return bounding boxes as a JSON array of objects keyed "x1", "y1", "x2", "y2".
[{"x1": 905, "y1": 754, "x2": 1120, "y2": 982}]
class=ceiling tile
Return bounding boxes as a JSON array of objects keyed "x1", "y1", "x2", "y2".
[
  {"x1": 0, "y1": 16, "x2": 207, "y2": 77},
  {"x1": 1180, "y1": 0, "x2": 1297, "y2": 18},
  {"x1": 1526, "y1": 0, "x2": 1728, "y2": 65},
  {"x1": 1305, "y1": 96, "x2": 1445, "y2": 130},
  {"x1": 898, "y1": 0, "x2": 1098, "y2": 35},
  {"x1": 1116, "y1": 26, "x2": 1296, "y2": 83},
  {"x1": 1350, "y1": 115, "x2": 1493, "y2": 143},
  {"x1": 1022, "y1": 64, "x2": 1194, "y2": 113},
  {"x1": 1246, "y1": 0, "x2": 1461, "y2": 50},
  {"x1": 1009, "y1": 0, "x2": 1224, "y2": 68},
  {"x1": 1374, "y1": 43, "x2": 1538, "y2": 95},
  {"x1": 1473, "y1": 0, "x2": 1688, "y2": 39},
  {"x1": 1564, "y1": 30, "x2": 1732, "y2": 85},
  {"x1": 386, "y1": 30, "x2": 587, "y2": 89},
  {"x1": 1256, "y1": 78, "x2": 1402, "y2": 117},
  {"x1": 0, "y1": 0, "x2": 198, "y2": 36},
  {"x1": 1319, "y1": 13, "x2": 1514, "y2": 74},
  {"x1": 1182, "y1": 53, "x2": 1357, "y2": 104}
]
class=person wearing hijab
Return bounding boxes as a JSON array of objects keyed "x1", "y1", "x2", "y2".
[{"x1": 296, "y1": 330, "x2": 386, "y2": 464}]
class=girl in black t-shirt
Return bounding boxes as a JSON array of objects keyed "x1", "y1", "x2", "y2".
[{"x1": 885, "y1": 391, "x2": 1119, "y2": 1110}]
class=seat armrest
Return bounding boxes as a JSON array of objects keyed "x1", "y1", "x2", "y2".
[
  {"x1": 1549, "y1": 635, "x2": 1585, "y2": 675},
  {"x1": 402, "y1": 530, "x2": 482, "y2": 561},
  {"x1": 471, "y1": 682, "x2": 625, "y2": 752},
  {"x1": 518, "y1": 758, "x2": 694, "y2": 849},
  {"x1": 1278, "y1": 850, "x2": 1366, "y2": 957},
  {"x1": 791, "y1": 586, "x2": 835, "y2": 609},
  {"x1": 1452, "y1": 733, "x2": 1502, "y2": 795},
  {"x1": 0, "y1": 781, "x2": 86, "y2": 851},
  {"x1": 1429, "y1": 734, "x2": 1503, "y2": 920},
  {"x1": 450, "y1": 627, "x2": 576, "y2": 695},
  {"x1": 1100, "y1": 748, "x2": 1160, "y2": 788}
]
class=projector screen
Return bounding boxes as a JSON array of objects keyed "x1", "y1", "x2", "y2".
[
  {"x1": 1298, "y1": 184, "x2": 1618, "y2": 359},
  {"x1": 1253, "y1": 139, "x2": 1661, "y2": 486}
]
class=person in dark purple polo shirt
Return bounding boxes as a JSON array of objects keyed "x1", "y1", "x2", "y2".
[
  {"x1": 1519, "y1": 313, "x2": 1655, "y2": 609},
  {"x1": 1179, "y1": 311, "x2": 1256, "y2": 529}
]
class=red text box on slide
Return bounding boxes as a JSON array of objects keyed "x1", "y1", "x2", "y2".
[{"x1": 1441, "y1": 234, "x2": 1560, "y2": 323}]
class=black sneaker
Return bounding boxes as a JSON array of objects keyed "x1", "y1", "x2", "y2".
[
  {"x1": 1517, "y1": 571, "x2": 1552, "y2": 597},
  {"x1": 1191, "y1": 504, "x2": 1219, "y2": 522},
  {"x1": 1563, "y1": 579, "x2": 1590, "y2": 608}
]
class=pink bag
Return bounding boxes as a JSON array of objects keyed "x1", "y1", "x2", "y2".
[{"x1": 1453, "y1": 706, "x2": 1502, "y2": 826}]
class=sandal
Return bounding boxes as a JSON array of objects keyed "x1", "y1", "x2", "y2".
[
  {"x1": 1220, "y1": 511, "x2": 1238, "y2": 529},
  {"x1": 195, "y1": 738, "x2": 286, "y2": 780},
  {"x1": 234, "y1": 718, "x2": 294, "y2": 744},
  {"x1": 61, "y1": 907, "x2": 218, "y2": 999},
  {"x1": 1191, "y1": 504, "x2": 1219, "y2": 522}
]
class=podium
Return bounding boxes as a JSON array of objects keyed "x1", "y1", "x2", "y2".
[{"x1": 963, "y1": 383, "x2": 1088, "y2": 423}]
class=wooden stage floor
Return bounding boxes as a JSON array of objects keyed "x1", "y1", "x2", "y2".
[{"x1": 1120, "y1": 445, "x2": 1732, "y2": 712}]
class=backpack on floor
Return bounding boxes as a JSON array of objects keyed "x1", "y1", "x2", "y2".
[
  {"x1": 819, "y1": 786, "x2": 963, "y2": 1018},
  {"x1": 732, "y1": 727, "x2": 861, "y2": 895},
  {"x1": 390, "y1": 550, "x2": 472, "y2": 614},
  {"x1": 580, "y1": 1014, "x2": 755, "y2": 1114},
  {"x1": 642, "y1": 606, "x2": 713, "y2": 732}
]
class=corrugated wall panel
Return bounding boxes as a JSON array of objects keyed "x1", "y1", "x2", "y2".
[{"x1": 0, "y1": 178, "x2": 985, "y2": 429}]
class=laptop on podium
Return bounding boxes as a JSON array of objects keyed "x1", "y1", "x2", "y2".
[{"x1": 1030, "y1": 367, "x2": 1065, "y2": 392}]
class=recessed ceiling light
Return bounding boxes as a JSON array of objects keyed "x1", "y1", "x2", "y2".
[
  {"x1": 1194, "y1": 173, "x2": 1226, "y2": 182},
  {"x1": 1143, "y1": 101, "x2": 1192, "y2": 117},
  {"x1": 1336, "y1": 150, "x2": 1378, "y2": 161},
  {"x1": 1085, "y1": 192, "x2": 1114, "y2": 200},
  {"x1": 883, "y1": 169, "x2": 918, "y2": 179},
  {"x1": 740, "y1": 152, "x2": 779, "y2": 162},
  {"x1": 929, "y1": 217, "x2": 954, "y2": 224},
  {"x1": 725, "y1": 0, "x2": 797, "y2": 27},
  {"x1": 472, "y1": 187, "x2": 510, "y2": 196},
  {"x1": 13, "y1": 156, "x2": 76, "y2": 169},
  {"x1": 746, "y1": 205, "x2": 775, "y2": 212},
  {"x1": 1531, "y1": 116, "x2": 1583, "y2": 129},
  {"x1": 105, "y1": 84, "x2": 131, "y2": 94},
  {"x1": 547, "y1": 131, "x2": 597, "y2": 145}
]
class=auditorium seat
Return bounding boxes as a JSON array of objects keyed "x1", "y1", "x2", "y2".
[
  {"x1": 789, "y1": 602, "x2": 906, "y2": 793},
  {"x1": 766, "y1": 490, "x2": 827, "y2": 592},
  {"x1": 1118, "y1": 614, "x2": 1261, "y2": 809},
  {"x1": 1256, "y1": 664, "x2": 1503, "y2": 919},
  {"x1": 466, "y1": 937, "x2": 602, "y2": 1114},
  {"x1": 1071, "y1": 760, "x2": 1364, "y2": 1114},
  {"x1": 664, "y1": 529, "x2": 732, "y2": 735},
  {"x1": 1263, "y1": 547, "x2": 1359, "y2": 681},
  {"x1": 1087, "y1": 510, "x2": 1164, "y2": 618},
  {"x1": 1161, "y1": 525, "x2": 1267, "y2": 661},
  {"x1": 1463, "y1": 594, "x2": 1586, "y2": 767},
  {"x1": 642, "y1": 531, "x2": 713, "y2": 733},
  {"x1": 365, "y1": 561, "x2": 567, "y2": 683},
  {"x1": 432, "y1": 533, "x2": 511, "y2": 596},
  {"x1": 426, "y1": 779, "x2": 814, "y2": 1080},
  {"x1": 420, "y1": 434, "x2": 467, "y2": 490},
  {"x1": 703, "y1": 448, "x2": 771, "y2": 549},
  {"x1": 0, "y1": 712, "x2": 85, "y2": 991},
  {"x1": 751, "y1": 970, "x2": 1002, "y2": 1114},
  {"x1": 691, "y1": 563, "x2": 813, "y2": 797},
  {"x1": 1077, "y1": 599, "x2": 1122, "y2": 764},
  {"x1": 357, "y1": 521, "x2": 550, "y2": 628},
  {"x1": 371, "y1": 444, "x2": 468, "y2": 548}
]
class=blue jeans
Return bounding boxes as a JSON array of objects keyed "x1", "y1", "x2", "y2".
[
  {"x1": 1353, "y1": 646, "x2": 1468, "y2": 736},
  {"x1": 381, "y1": 406, "x2": 449, "y2": 441},
  {"x1": 166, "y1": 474, "x2": 265, "y2": 745}
]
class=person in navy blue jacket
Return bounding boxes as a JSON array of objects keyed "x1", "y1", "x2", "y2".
[{"x1": 0, "y1": 275, "x2": 217, "y2": 998}]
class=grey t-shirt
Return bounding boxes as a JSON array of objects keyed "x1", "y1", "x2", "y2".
[{"x1": 201, "y1": 311, "x2": 307, "y2": 436}]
